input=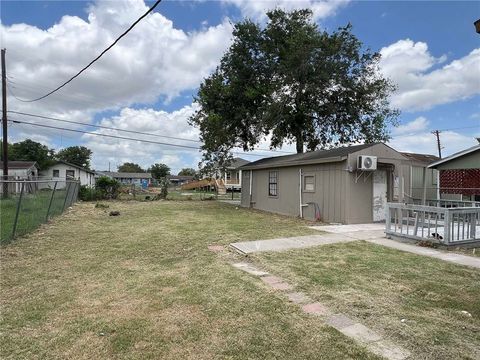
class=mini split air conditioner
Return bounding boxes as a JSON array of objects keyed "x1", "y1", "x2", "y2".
[{"x1": 357, "y1": 155, "x2": 377, "y2": 171}]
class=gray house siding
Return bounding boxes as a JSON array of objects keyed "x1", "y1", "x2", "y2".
[
  {"x1": 241, "y1": 143, "x2": 436, "y2": 224},
  {"x1": 242, "y1": 162, "x2": 348, "y2": 223}
]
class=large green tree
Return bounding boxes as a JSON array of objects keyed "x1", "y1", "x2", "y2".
[
  {"x1": 118, "y1": 162, "x2": 144, "y2": 173},
  {"x1": 178, "y1": 168, "x2": 197, "y2": 177},
  {"x1": 9, "y1": 139, "x2": 55, "y2": 169},
  {"x1": 56, "y1": 146, "x2": 93, "y2": 169},
  {"x1": 148, "y1": 163, "x2": 170, "y2": 179},
  {"x1": 190, "y1": 9, "x2": 398, "y2": 166}
]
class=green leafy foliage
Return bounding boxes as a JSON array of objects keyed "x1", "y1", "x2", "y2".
[
  {"x1": 95, "y1": 176, "x2": 120, "y2": 199},
  {"x1": 8, "y1": 139, "x2": 55, "y2": 169},
  {"x1": 56, "y1": 146, "x2": 93, "y2": 169},
  {"x1": 177, "y1": 168, "x2": 197, "y2": 177},
  {"x1": 149, "y1": 163, "x2": 170, "y2": 179},
  {"x1": 190, "y1": 9, "x2": 399, "y2": 167},
  {"x1": 118, "y1": 163, "x2": 145, "y2": 173},
  {"x1": 159, "y1": 178, "x2": 169, "y2": 199}
]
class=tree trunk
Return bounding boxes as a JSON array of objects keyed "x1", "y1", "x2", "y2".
[{"x1": 295, "y1": 133, "x2": 304, "y2": 153}]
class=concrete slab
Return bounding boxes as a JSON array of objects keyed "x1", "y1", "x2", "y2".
[
  {"x1": 230, "y1": 233, "x2": 354, "y2": 254},
  {"x1": 231, "y1": 262, "x2": 269, "y2": 276},
  {"x1": 286, "y1": 292, "x2": 312, "y2": 304},
  {"x1": 326, "y1": 314, "x2": 356, "y2": 330},
  {"x1": 207, "y1": 245, "x2": 224, "y2": 253},
  {"x1": 368, "y1": 238, "x2": 480, "y2": 269},
  {"x1": 340, "y1": 323, "x2": 382, "y2": 344},
  {"x1": 261, "y1": 276, "x2": 293, "y2": 291},
  {"x1": 302, "y1": 302, "x2": 331, "y2": 316},
  {"x1": 369, "y1": 339, "x2": 411, "y2": 360}
]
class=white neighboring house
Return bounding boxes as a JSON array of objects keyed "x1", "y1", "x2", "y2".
[
  {"x1": 0, "y1": 161, "x2": 39, "y2": 179},
  {"x1": 40, "y1": 160, "x2": 96, "y2": 189}
]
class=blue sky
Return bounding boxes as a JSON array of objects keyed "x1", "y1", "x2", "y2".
[{"x1": 1, "y1": 0, "x2": 479, "y2": 171}]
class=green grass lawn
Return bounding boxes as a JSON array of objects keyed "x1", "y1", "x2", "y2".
[
  {"x1": 0, "y1": 201, "x2": 379, "y2": 360},
  {"x1": 252, "y1": 242, "x2": 480, "y2": 360},
  {"x1": 0, "y1": 189, "x2": 69, "y2": 243}
]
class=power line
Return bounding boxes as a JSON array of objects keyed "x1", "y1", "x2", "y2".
[
  {"x1": 6, "y1": 109, "x2": 296, "y2": 154},
  {"x1": 14, "y1": 0, "x2": 163, "y2": 102},
  {"x1": 9, "y1": 118, "x2": 286, "y2": 158}
]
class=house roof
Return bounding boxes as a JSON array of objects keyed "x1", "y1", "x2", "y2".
[
  {"x1": 240, "y1": 143, "x2": 375, "y2": 170},
  {"x1": 428, "y1": 144, "x2": 480, "y2": 169},
  {"x1": 226, "y1": 158, "x2": 250, "y2": 169},
  {"x1": 53, "y1": 160, "x2": 95, "y2": 174},
  {"x1": 98, "y1": 171, "x2": 152, "y2": 179},
  {"x1": 400, "y1": 152, "x2": 439, "y2": 165},
  {"x1": 0, "y1": 161, "x2": 38, "y2": 169}
]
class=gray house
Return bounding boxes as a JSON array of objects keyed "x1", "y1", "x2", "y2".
[{"x1": 240, "y1": 143, "x2": 438, "y2": 224}]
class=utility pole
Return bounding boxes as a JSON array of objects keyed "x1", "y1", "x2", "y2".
[
  {"x1": 431, "y1": 130, "x2": 442, "y2": 159},
  {"x1": 1, "y1": 48, "x2": 8, "y2": 197}
]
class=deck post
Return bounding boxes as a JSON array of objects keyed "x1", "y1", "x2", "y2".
[
  {"x1": 421, "y1": 167, "x2": 427, "y2": 205},
  {"x1": 444, "y1": 210, "x2": 451, "y2": 245}
]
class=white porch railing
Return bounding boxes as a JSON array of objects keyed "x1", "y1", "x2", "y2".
[{"x1": 386, "y1": 202, "x2": 480, "y2": 245}]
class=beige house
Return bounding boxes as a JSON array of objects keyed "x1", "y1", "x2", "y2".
[{"x1": 240, "y1": 143, "x2": 438, "y2": 224}]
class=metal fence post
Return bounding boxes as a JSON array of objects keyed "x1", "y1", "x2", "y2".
[
  {"x1": 46, "y1": 181, "x2": 58, "y2": 221},
  {"x1": 11, "y1": 181, "x2": 25, "y2": 239},
  {"x1": 71, "y1": 181, "x2": 79, "y2": 205},
  {"x1": 62, "y1": 182, "x2": 71, "y2": 212}
]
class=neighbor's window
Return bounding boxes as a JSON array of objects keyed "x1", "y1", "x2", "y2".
[
  {"x1": 304, "y1": 175, "x2": 315, "y2": 192},
  {"x1": 66, "y1": 170, "x2": 75, "y2": 179},
  {"x1": 268, "y1": 171, "x2": 278, "y2": 196},
  {"x1": 226, "y1": 171, "x2": 231, "y2": 180},
  {"x1": 53, "y1": 169, "x2": 60, "y2": 178}
]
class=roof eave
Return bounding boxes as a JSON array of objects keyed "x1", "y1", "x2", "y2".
[
  {"x1": 428, "y1": 145, "x2": 480, "y2": 168},
  {"x1": 240, "y1": 156, "x2": 346, "y2": 170}
]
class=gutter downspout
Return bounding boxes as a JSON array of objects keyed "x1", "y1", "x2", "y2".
[
  {"x1": 299, "y1": 169, "x2": 303, "y2": 218},
  {"x1": 249, "y1": 170, "x2": 253, "y2": 207}
]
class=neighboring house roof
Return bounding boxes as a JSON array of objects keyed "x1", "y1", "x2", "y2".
[
  {"x1": 48, "y1": 160, "x2": 95, "y2": 174},
  {"x1": 428, "y1": 144, "x2": 480, "y2": 169},
  {"x1": 400, "y1": 152, "x2": 439, "y2": 165},
  {"x1": 0, "y1": 161, "x2": 39, "y2": 169},
  {"x1": 240, "y1": 143, "x2": 376, "y2": 170},
  {"x1": 226, "y1": 158, "x2": 250, "y2": 169},
  {"x1": 99, "y1": 171, "x2": 153, "y2": 179},
  {"x1": 167, "y1": 175, "x2": 194, "y2": 181}
]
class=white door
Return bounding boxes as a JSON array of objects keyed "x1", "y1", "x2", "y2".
[{"x1": 372, "y1": 170, "x2": 387, "y2": 222}]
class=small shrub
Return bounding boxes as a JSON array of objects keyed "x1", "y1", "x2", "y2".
[
  {"x1": 79, "y1": 185, "x2": 99, "y2": 201},
  {"x1": 95, "y1": 202, "x2": 109, "y2": 209},
  {"x1": 96, "y1": 176, "x2": 120, "y2": 199},
  {"x1": 159, "y1": 178, "x2": 169, "y2": 199}
]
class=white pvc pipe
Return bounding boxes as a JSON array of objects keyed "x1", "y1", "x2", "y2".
[{"x1": 299, "y1": 168, "x2": 303, "y2": 218}]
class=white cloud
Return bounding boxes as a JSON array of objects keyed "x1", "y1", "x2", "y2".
[
  {"x1": 392, "y1": 116, "x2": 429, "y2": 135},
  {"x1": 389, "y1": 118, "x2": 479, "y2": 156},
  {"x1": 1, "y1": 0, "x2": 233, "y2": 115},
  {"x1": 224, "y1": 0, "x2": 350, "y2": 21},
  {"x1": 379, "y1": 39, "x2": 480, "y2": 111},
  {"x1": 80, "y1": 105, "x2": 203, "y2": 171}
]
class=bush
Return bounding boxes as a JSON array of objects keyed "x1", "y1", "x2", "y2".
[
  {"x1": 96, "y1": 176, "x2": 120, "y2": 200},
  {"x1": 79, "y1": 185, "x2": 99, "y2": 201},
  {"x1": 159, "y1": 178, "x2": 169, "y2": 199}
]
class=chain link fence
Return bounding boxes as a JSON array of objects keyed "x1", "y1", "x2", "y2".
[{"x1": 0, "y1": 179, "x2": 79, "y2": 244}]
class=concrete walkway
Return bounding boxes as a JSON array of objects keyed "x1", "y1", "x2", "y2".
[
  {"x1": 230, "y1": 223, "x2": 480, "y2": 269},
  {"x1": 367, "y1": 238, "x2": 480, "y2": 269},
  {"x1": 231, "y1": 261, "x2": 410, "y2": 360},
  {"x1": 230, "y1": 233, "x2": 356, "y2": 254}
]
